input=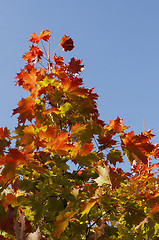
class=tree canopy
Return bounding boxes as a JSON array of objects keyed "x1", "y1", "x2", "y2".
[{"x1": 0, "y1": 29, "x2": 159, "y2": 239}]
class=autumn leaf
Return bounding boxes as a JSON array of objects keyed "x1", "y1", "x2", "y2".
[
  {"x1": 39, "y1": 29, "x2": 51, "y2": 42},
  {"x1": 20, "y1": 67, "x2": 40, "y2": 98},
  {"x1": 98, "y1": 134, "x2": 117, "y2": 150},
  {"x1": 0, "y1": 127, "x2": 10, "y2": 138},
  {"x1": 0, "y1": 205, "x2": 14, "y2": 234},
  {"x1": 71, "y1": 123, "x2": 87, "y2": 135},
  {"x1": 45, "y1": 132, "x2": 74, "y2": 156},
  {"x1": 135, "y1": 204, "x2": 159, "y2": 231},
  {"x1": 4, "y1": 193, "x2": 17, "y2": 206},
  {"x1": 30, "y1": 29, "x2": 51, "y2": 44},
  {"x1": 67, "y1": 57, "x2": 84, "y2": 74},
  {"x1": 60, "y1": 35, "x2": 74, "y2": 51},
  {"x1": 0, "y1": 149, "x2": 26, "y2": 166},
  {"x1": 37, "y1": 126, "x2": 57, "y2": 142},
  {"x1": 121, "y1": 131, "x2": 155, "y2": 164},
  {"x1": 95, "y1": 164, "x2": 112, "y2": 186},
  {"x1": 53, "y1": 54, "x2": 64, "y2": 66},
  {"x1": 81, "y1": 198, "x2": 99, "y2": 217},
  {"x1": 12, "y1": 97, "x2": 35, "y2": 123},
  {"x1": 23, "y1": 46, "x2": 43, "y2": 63},
  {"x1": 105, "y1": 117, "x2": 129, "y2": 134},
  {"x1": 53, "y1": 211, "x2": 76, "y2": 237},
  {"x1": 107, "y1": 149, "x2": 123, "y2": 166}
]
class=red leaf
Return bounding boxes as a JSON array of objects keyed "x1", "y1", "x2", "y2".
[
  {"x1": 60, "y1": 35, "x2": 74, "y2": 51},
  {"x1": 67, "y1": 57, "x2": 84, "y2": 74},
  {"x1": 0, "y1": 127, "x2": 10, "y2": 138},
  {"x1": 0, "y1": 205, "x2": 14, "y2": 234}
]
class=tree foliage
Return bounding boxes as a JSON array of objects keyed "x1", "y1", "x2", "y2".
[{"x1": 0, "y1": 29, "x2": 159, "y2": 239}]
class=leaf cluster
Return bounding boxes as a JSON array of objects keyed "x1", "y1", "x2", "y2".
[{"x1": 0, "y1": 29, "x2": 159, "y2": 239}]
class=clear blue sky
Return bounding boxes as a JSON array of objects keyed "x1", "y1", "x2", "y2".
[{"x1": 0, "y1": 1, "x2": 159, "y2": 145}]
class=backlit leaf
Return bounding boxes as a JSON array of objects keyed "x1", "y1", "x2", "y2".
[
  {"x1": 81, "y1": 198, "x2": 98, "y2": 217},
  {"x1": 60, "y1": 35, "x2": 74, "y2": 51},
  {"x1": 95, "y1": 164, "x2": 112, "y2": 186}
]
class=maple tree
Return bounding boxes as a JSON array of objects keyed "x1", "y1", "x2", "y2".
[{"x1": 0, "y1": 29, "x2": 159, "y2": 239}]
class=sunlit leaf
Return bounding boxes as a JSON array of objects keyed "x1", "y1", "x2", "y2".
[{"x1": 95, "y1": 164, "x2": 112, "y2": 186}]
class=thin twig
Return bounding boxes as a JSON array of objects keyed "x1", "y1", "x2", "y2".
[
  {"x1": 41, "y1": 40, "x2": 48, "y2": 58},
  {"x1": 50, "y1": 46, "x2": 62, "y2": 57}
]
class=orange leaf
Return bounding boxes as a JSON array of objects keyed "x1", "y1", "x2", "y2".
[
  {"x1": 45, "y1": 132, "x2": 73, "y2": 156},
  {"x1": 105, "y1": 117, "x2": 129, "y2": 134},
  {"x1": 39, "y1": 29, "x2": 51, "y2": 42},
  {"x1": 30, "y1": 29, "x2": 51, "y2": 44},
  {"x1": 121, "y1": 131, "x2": 155, "y2": 164},
  {"x1": 71, "y1": 123, "x2": 87, "y2": 135},
  {"x1": 23, "y1": 46, "x2": 43, "y2": 63},
  {"x1": 30, "y1": 33, "x2": 39, "y2": 44},
  {"x1": 12, "y1": 97, "x2": 35, "y2": 123},
  {"x1": 5, "y1": 193, "x2": 17, "y2": 205},
  {"x1": 0, "y1": 149, "x2": 26, "y2": 165},
  {"x1": 38, "y1": 126, "x2": 57, "y2": 142},
  {"x1": 53, "y1": 211, "x2": 75, "y2": 237}
]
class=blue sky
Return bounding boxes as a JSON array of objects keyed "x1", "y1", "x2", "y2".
[{"x1": 0, "y1": 1, "x2": 159, "y2": 146}]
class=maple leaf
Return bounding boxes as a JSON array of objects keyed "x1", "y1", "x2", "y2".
[
  {"x1": 105, "y1": 117, "x2": 130, "y2": 134},
  {"x1": 37, "y1": 126, "x2": 57, "y2": 142},
  {"x1": 81, "y1": 198, "x2": 99, "y2": 217},
  {"x1": 107, "y1": 149, "x2": 123, "y2": 166},
  {"x1": 30, "y1": 33, "x2": 39, "y2": 44},
  {"x1": 23, "y1": 46, "x2": 43, "y2": 63},
  {"x1": 144, "y1": 129, "x2": 155, "y2": 139},
  {"x1": 71, "y1": 123, "x2": 87, "y2": 135},
  {"x1": 121, "y1": 131, "x2": 155, "y2": 164},
  {"x1": 0, "y1": 205, "x2": 14, "y2": 234},
  {"x1": 45, "y1": 132, "x2": 74, "y2": 156},
  {"x1": 0, "y1": 149, "x2": 26, "y2": 166},
  {"x1": 30, "y1": 29, "x2": 51, "y2": 44},
  {"x1": 60, "y1": 35, "x2": 74, "y2": 51},
  {"x1": 53, "y1": 210, "x2": 76, "y2": 237},
  {"x1": 95, "y1": 164, "x2": 112, "y2": 186},
  {"x1": 67, "y1": 57, "x2": 84, "y2": 74},
  {"x1": 4, "y1": 193, "x2": 17, "y2": 206},
  {"x1": 98, "y1": 134, "x2": 117, "y2": 150},
  {"x1": 20, "y1": 67, "x2": 41, "y2": 98},
  {"x1": 12, "y1": 97, "x2": 35, "y2": 123},
  {"x1": 53, "y1": 54, "x2": 64, "y2": 66},
  {"x1": 152, "y1": 144, "x2": 159, "y2": 159},
  {"x1": 0, "y1": 127, "x2": 10, "y2": 138},
  {"x1": 39, "y1": 29, "x2": 51, "y2": 42},
  {"x1": 109, "y1": 167, "x2": 128, "y2": 189},
  {"x1": 135, "y1": 204, "x2": 159, "y2": 231}
]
